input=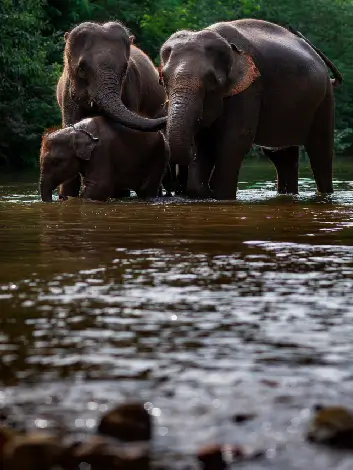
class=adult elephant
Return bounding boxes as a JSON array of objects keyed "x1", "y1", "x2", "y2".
[
  {"x1": 158, "y1": 19, "x2": 342, "y2": 199},
  {"x1": 56, "y1": 21, "x2": 168, "y2": 196}
]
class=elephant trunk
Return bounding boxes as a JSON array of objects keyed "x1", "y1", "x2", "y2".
[
  {"x1": 40, "y1": 177, "x2": 53, "y2": 202},
  {"x1": 167, "y1": 87, "x2": 203, "y2": 165},
  {"x1": 93, "y1": 78, "x2": 166, "y2": 132}
]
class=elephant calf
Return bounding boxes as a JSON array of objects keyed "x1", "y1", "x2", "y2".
[{"x1": 39, "y1": 117, "x2": 169, "y2": 202}]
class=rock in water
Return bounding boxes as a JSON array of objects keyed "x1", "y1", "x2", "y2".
[
  {"x1": 197, "y1": 444, "x2": 227, "y2": 470},
  {"x1": 231, "y1": 412, "x2": 256, "y2": 424},
  {"x1": 307, "y1": 405, "x2": 353, "y2": 448},
  {"x1": 0, "y1": 428, "x2": 63, "y2": 470},
  {"x1": 69, "y1": 436, "x2": 150, "y2": 470},
  {"x1": 98, "y1": 403, "x2": 152, "y2": 441},
  {"x1": 197, "y1": 444, "x2": 246, "y2": 470}
]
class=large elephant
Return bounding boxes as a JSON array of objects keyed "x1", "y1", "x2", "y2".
[
  {"x1": 56, "y1": 21, "x2": 168, "y2": 196},
  {"x1": 40, "y1": 117, "x2": 169, "y2": 202},
  {"x1": 157, "y1": 19, "x2": 342, "y2": 199}
]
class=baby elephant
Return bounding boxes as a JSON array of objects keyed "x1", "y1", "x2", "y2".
[{"x1": 39, "y1": 117, "x2": 169, "y2": 202}]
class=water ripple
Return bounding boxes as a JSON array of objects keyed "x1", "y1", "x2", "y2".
[{"x1": 0, "y1": 162, "x2": 353, "y2": 469}]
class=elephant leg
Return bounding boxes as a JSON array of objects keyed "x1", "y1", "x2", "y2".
[
  {"x1": 112, "y1": 189, "x2": 131, "y2": 198},
  {"x1": 81, "y1": 183, "x2": 110, "y2": 201},
  {"x1": 137, "y1": 177, "x2": 163, "y2": 198},
  {"x1": 175, "y1": 165, "x2": 188, "y2": 195},
  {"x1": 212, "y1": 89, "x2": 260, "y2": 200},
  {"x1": 187, "y1": 133, "x2": 215, "y2": 198},
  {"x1": 304, "y1": 91, "x2": 334, "y2": 194},
  {"x1": 59, "y1": 174, "x2": 82, "y2": 198},
  {"x1": 262, "y1": 146, "x2": 299, "y2": 194},
  {"x1": 137, "y1": 137, "x2": 168, "y2": 198},
  {"x1": 162, "y1": 164, "x2": 175, "y2": 196},
  {"x1": 212, "y1": 139, "x2": 252, "y2": 200}
]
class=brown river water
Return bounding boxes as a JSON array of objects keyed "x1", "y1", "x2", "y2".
[{"x1": 0, "y1": 158, "x2": 353, "y2": 469}]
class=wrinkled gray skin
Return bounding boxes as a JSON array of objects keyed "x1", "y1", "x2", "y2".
[
  {"x1": 158, "y1": 19, "x2": 342, "y2": 199},
  {"x1": 56, "y1": 21, "x2": 168, "y2": 197},
  {"x1": 40, "y1": 117, "x2": 169, "y2": 202}
]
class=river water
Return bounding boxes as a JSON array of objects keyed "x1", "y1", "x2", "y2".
[{"x1": 0, "y1": 158, "x2": 353, "y2": 469}]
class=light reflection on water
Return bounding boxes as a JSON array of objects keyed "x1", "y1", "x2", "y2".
[{"x1": 0, "y1": 159, "x2": 353, "y2": 469}]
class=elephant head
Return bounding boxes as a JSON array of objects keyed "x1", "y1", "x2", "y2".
[
  {"x1": 64, "y1": 21, "x2": 166, "y2": 132},
  {"x1": 159, "y1": 29, "x2": 260, "y2": 164},
  {"x1": 39, "y1": 120, "x2": 99, "y2": 202}
]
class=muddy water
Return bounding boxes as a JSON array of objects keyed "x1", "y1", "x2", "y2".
[{"x1": 0, "y1": 158, "x2": 353, "y2": 469}]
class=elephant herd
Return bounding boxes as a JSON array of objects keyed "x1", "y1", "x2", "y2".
[{"x1": 39, "y1": 19, "x2": 342, "y2": 202}]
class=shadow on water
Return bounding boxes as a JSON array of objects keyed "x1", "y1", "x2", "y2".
[{"x1": 0, "y1": 157, "x2": 353, "y2": 469}]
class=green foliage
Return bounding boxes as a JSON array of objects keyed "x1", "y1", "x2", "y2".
[
  {"x1": 1, "y1": 0, "x2": 353, "y2": 168},
  {"x1": 139, "y1": 0, "x2": 248, "y2": 60},
  {"x1": 334, "y1": 128, "x2": 353, "y2": 154},
  {"x1": 0, "y1": 0, "x2": 60, "y2": 168}
]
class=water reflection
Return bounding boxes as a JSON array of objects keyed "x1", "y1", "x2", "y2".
[{"x1": 0, "y1": 159, "x2": 353, "y2": 469}]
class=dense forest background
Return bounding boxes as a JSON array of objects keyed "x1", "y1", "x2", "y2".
[{"x1": 1, "y1": 0, "x2": 353, "y2": 168}]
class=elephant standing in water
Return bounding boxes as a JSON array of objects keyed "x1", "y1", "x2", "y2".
[
  {"x1": 40, "y1": 117, "x2": 169, "y2": 202},
  {"x1": 157, "y1": 19, "x2": 342, "y2": 199},
  {"x1": 56, "y1": 21, "x2": 168, "y2": 197}
]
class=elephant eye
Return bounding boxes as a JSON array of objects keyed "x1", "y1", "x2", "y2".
[
  {"x1": 77, "y1": 66, "x2": 86, "y2": 79},
  {"x1": 205, "y1": 71, "x2": 219, "y2": 89},
  {"x1": 162, "y1": 46, "x2": 172, "y2": 61},
  {"x1": 77, "y1": 60, "x2": 88, "y2": 79}
]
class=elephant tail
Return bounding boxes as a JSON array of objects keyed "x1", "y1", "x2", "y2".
[{"x1": 288, "y1": 26, "x2": 343, "y2": 88}]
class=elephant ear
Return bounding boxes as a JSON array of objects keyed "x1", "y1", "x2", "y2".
[
  {"x1": 227, "y1": 43, "x2": 261, "y2": 97},
  {"x1": 72, "y1": 129, "x2": 99, "y2": 161}
]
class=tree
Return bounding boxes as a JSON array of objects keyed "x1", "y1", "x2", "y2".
[
  {"x1": 0, "y1": 0, "x2": 60, "y2": 168},
  {"x1": 1, "y1": 0, "x2": 353, "y2": 169}
]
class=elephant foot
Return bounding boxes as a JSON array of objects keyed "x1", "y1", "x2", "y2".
[
  {"x1": 175, "y1": 164, "x2": 188, "y2": 195},
  {"x1": 175, "y1": 187, "x2": 186, "y2": 196},
  {"x1": 186, "y1": 186, "x2": 213, "y2": 199},
  {"x1": 113, "y1": 189, "x2": 131, "y2": 198},
  {"x1": 175, "y1": 179, "x2": 187, "y2": 195},
  {"x1": 58, "y1": 194, "x2": 69, "y2": 201}
]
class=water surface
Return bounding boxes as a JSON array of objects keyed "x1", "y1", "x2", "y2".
[{"x1": 0, "y1": 158, "x2": 353, "y2": 469}]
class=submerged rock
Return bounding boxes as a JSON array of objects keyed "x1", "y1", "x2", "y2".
[
  {"x1": 0, "y1": 405, "x2": 26, "y2": 432},
  {"x1": 307, "y1": 405, "x2": 353, "y2": 448},
  {"x1": 68, "y1": 436, "x2": 150, "y2": 470},
  {"x1": 231, "y1": 412, "x2": 256, "y2": 424},
  {"x1": 0, "y1": 426, "x2": 150, "y2": 470},
  {"x1": 197, "y1": 444, "x2": 227, "y2": 470},
  {"x1": 0, "y1": 426, "x2": 17, "y2": 459},
  {"x1": 0, "y1": 428, "x2": 63, "y2": 470},
  {"x1": 197, "y1": 444, "x2": 246, "y2": 470},
  {"x1": 98, "y1": 403, "x2": 152, "y2": 441}
]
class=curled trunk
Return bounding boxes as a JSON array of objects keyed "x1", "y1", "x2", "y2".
[{"x1": 94, "y1": 89, "x2": 166, "y2": 132}]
